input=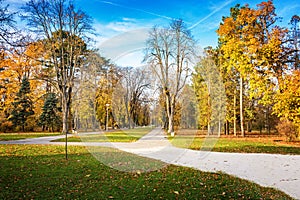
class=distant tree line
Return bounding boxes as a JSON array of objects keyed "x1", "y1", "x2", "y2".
[{"x1": 0, "y1": 0, "x2": 299, "y2": 141}]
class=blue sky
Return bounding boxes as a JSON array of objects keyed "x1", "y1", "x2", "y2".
[
  {"x1": 75, "y1": 0, "x2": 299, "y2": 45},
  {"x1": 6, "y1": 0, "x2": 300, "y2": 67}
]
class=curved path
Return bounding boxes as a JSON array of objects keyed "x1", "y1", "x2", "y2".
[{"x1": 1, "y1": 128, "x2": 299, "y2": 199}]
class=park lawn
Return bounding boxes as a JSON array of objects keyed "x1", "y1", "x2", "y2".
[
  {"x1": 0, "y1": 144, "x2": 293, "y2": 199},
  {"x1": 0, "y1": 132, "x2": 61, "y2": 141},
  {"x1": 53, "y1": 127, "x2": 153, "y2": 143},
  {"x1": 169, "y1": 131, "x2": 300, "y2": 155}
]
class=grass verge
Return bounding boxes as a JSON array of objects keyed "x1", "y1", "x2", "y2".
[
  {"x1": 169, "y1": 130, "x2": 300, "y2": 155},
  {"x1": 0, "y1": 132, "x2": 61, "y2": 141},
  {"x1": 0, "y1": 144, "x2": 293, "y2": 199},
  {"x1": 52, "y1": 127, "x2": 153, "y2": 143}
]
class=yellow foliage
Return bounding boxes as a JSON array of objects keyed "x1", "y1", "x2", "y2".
[
  {"x1": 273, "y1": 70, "x2": 300, "y2": 130},
  {"x1": 0, "y1": 42, "x2": 46, "y2": 131}
]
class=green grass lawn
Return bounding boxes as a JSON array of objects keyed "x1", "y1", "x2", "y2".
[
  {"x1": 205, "y1": 138, "x2": 300, "y2": 155},
  {"x1": 0, "y1": 144, "x2": 293, "y2": 199},
  {"x1": 53, "y1": 127, "x2": 153, "y2": 143},
  {"x1": 0, "y1": 132, "x2": 61, "y2": 141},
  {"x1": 170, "y1": 132, "x2": 300, "y2": 155}
]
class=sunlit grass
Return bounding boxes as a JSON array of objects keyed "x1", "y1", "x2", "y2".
[
  {"x1": 53, "y1": 127, "x2": 153, "y2": 143},
  {"x1": 170, "y1": 129, "x2": 300, "y2": 155},
  {"x1": 0, "y1": 144, "x2": 293, "y2": 199}
]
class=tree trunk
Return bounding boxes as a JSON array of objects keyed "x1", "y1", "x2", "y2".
[
  {"x1": 247, "y1": 120, "x2": 252, "y2": 133},
  {"x1": 234, "y1": 89, "x2": 237, "y2": 136},
  {"x1": 240, "y1": 77, "x2": 245, "y2": 137},
  {"x1": 165, "y1": 90, "x2": 174, "y2": 134},
  {"x1": 62, "y1": 98, "x2": 69, "y2": 160},
  {"x1": 225, "y1": 120, "x2": 229, "y2": 135},
  {"x1": 62, "y1": 88, "x2": 71, "y2": 160},
  {"x1": 168, "y1": 112, "x2": 174, "y2": 134},
  {"x1": 266, "y1": 106, "x2": 271, "y2": 134},
  {"x1": 62, "y1": 102, "x2": 68, "y2": 134},
  {"x1": 125, "y1": 99, "x2": 131, "y2": 129},
  {"x1": 218, "y1": 118, "x2": 221, "y2": 137},
  {"x1": 168, "y1": 97, "x2": 175, "y2": 134}
]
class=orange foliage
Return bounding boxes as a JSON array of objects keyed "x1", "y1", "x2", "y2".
[{"x1": 0, "y1": 42, "x2": 46, "y2": 131}]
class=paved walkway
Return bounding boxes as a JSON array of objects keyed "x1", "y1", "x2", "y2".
[{"x1": 1, "y1": 128, "x2": 300, "y2": 199}]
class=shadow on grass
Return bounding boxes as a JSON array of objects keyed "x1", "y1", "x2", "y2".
[{"x1": 0, "y1": 145, "x2": 293, "y2": 199}]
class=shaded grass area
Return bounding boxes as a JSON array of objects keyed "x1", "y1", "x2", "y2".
[
  {"x1": 0, "y1": 144, "x2": 293, "y2": 199},
  {"x1": 170, "y1": 130, "x2": 300, "y2": 155},
  {"x1": 0, "y1": 132, "x2": 61, "y2": 141},
  {"x1": 53, "y1": 127, "x2": 153, "y2": 143}
]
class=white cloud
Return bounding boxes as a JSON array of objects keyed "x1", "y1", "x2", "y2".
[
  {"x1": 106, "y1": 21, "x2": 138, "y2": 32},
  {"x1": 122, "y1": 17, "x2": 137, "y2": 22},
  {"x1": 91, "y1": 18, "x2": 147, "y2": 46},
  {"x1": 98, "y1": 28, "x2": 150, "y2": 65},
  {"x1": 114, "y1": 50, "x2": 146, "y2": 68},
  {"x1": 89, "y1": 17, "x2": 154, "y2": 67}
]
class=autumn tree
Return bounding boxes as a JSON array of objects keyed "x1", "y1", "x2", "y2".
[
  {"x1": 144, "y1": 20, "x2": 196, "y2": 135},
  {"x1": 0, "y1": 0, "x2": 16, "y2": 45},
  {"x1": 271, "y1": 15, "x2": 300, "y2": 141},
  {"x1": 73, "y1": 51, "x2": 106, "y2": 131},
  {"x1": 180, "y1": 85, "x2": 197, "y2": 129},
  {"x1": 38, "y1": 93, "x2": 61, "y2": 132},
  {"x1": 217, "y1": 4, "x2": 256, "y2": 137},
  {"x1": 0, "y1": 50, "x2": 16, "y2": 131},
  {"x1": 156, "y1": 88, "x2": 182, "y2": 130},
  {"x1": 10, "y1": 77, "x2": 34, "y2": 131},
  {"x1": 248, "y1": 1, "x2": 287, "y2": 134},
  {"x1": 112, "y1": 81, "x2": 127, "y2": 128},
  {"x1": 0, "y1": 0, "x2": 18, "y2": 131},
  {"x1": 0, "y1": 41, "x2": 45, "y2": 131},
  {"x1": 217, "y1": 1, "x2": 286, "y2": 136},
  {"x1": 273, "y1": 70, "x2": 300, "y2": 140},
  {"x1": 95, "y1": 62, "x2": 120, "y2": 129},
  {"x1": 193, "y1": 59, "x2": 211, "y2": 131},
  {"x1": 193, "y1": 53, "x2": 226, "y2": 136},
  {"x1": 286, "y1": 15, "x2": 300, "y2": 69},
  {"x1": 22, "y1": 0, "x2": 93, "y2": 158},
  {"x1": 115, "y1": 67, "x2": 151, "y2": 129}
]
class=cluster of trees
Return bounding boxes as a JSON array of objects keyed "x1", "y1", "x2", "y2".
[
  {"x1": 1, "y1": 0, "x2": 91, "y2": 133},
  {"x1": 0, "y1": 0, "x2": 299, "y2": 141},
  {"x1": 144, "y1": 1, "x2": 299, "y2": 140},
  {"x1": 196, "y1": 1, "x2": 300, "y2": 140},
  {"x1": 0, "y1": 0, "x2": 152, "y2": 133},
  {"x1": 144, "y1": 20, "x2": 197, "y2": 134}
]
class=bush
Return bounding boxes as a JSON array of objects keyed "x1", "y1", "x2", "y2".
[
  {"x1": 276, "y1": 119, "x2": 299, "y2": 141},
  {"x1": 0, "y1": 120, "x2": 13, "y2": 133}
]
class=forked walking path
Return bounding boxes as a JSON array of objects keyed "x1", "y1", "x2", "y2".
[{"x1": 1, "y1": 128, "x2": 300, "y2": 199}]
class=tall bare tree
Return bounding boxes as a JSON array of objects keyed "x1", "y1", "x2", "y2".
[
  {"x1": 73, "y1": 51, "x2": 105, "y2": 131},
  {"x1": 121, "y1": 67, "x2": 150, "y2": 129},
  {"x1": 144, "y1": 20, "x2": 196, "y2": 134},
  {"x1": 287, "y1": 15, "x2": 300, "y2": 70},
  {"x1": 22, "y1": 0, "x2": 93, "y2": 159},
  {"x1": 0, "y1": 0, "x2": 16, "y2": 46}
]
